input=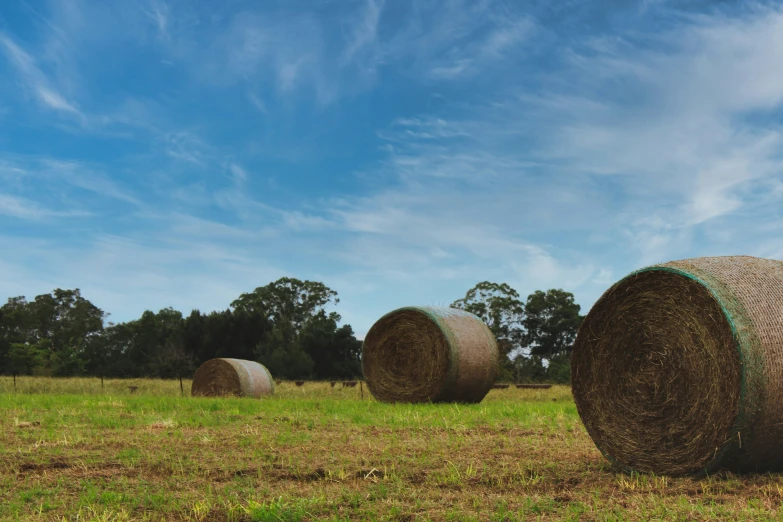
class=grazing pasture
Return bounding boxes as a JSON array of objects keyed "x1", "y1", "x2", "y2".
[{"x1": 1, "y1": 378, "x2": 783, "y2": 521}]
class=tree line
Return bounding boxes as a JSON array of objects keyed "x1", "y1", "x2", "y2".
[
  {"x1": 450, "y1": 282, "x2": 583, "y2": 383},
  {"x1": 0, "y1": 278, "x2": 582, "y2": 383}
]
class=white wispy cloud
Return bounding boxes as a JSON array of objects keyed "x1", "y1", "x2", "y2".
[
  {"x1": 340, "y1": 0, "x2": 385, "y2": 67},
  {"x1": 40, "y1": 160, "x2": 143, "y2": 206},
  {"x1": 428, "y1": 17, "x2": 536, "y2": 79},
  {"x1": 268, "y1": 4, "x2": 783, "y2": 316},
  {"x1": 229, "y1": 164, "x2": 248, "y2": 184},
  {"x1": 381, "y1": 1, "x2": 535, "y2": 81},
  {"x1": 0, "y1": 33, "x2": 83, "y2": 118},
  {"x1": 144, "y1": 1, "x2": 170, "y2": 39},
  {"x1": 0, "y1": 193, "x2": 90, "y2": 220},
  {"x1": 526, "y1": 6, "x2": 783, "y2": 239},
  {"x1": 163, "y1": 131, "x2": 210, "y2": 166}
]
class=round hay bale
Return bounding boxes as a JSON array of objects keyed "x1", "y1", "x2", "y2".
[
  {"x1": 362, "y1": 306, "x2": 499, "y2": 403},
  {"x1": 191, "y1": 358, "x2": 274, "y2": 398},
  {"x1": 572, "y1": 255, "x2": 783, "y2": 476}
]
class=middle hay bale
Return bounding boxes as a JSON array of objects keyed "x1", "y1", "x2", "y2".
[
  {"x1": 362, "y1": 306, "x2": 498, "y2": 403},
  {"x1": 191, "y1": 358, "x2": 274, "y2": 398}
]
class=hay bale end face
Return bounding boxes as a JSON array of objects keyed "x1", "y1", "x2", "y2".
[
  {"x1": 362, "y1": 306, "x2": 499, "y2": 403},
  {"x1": 191, "y1": 358, "x2": 274, "y2": 398},
  {"x1": 572, "y1": 256, "x2": 783, "y2": 476}
]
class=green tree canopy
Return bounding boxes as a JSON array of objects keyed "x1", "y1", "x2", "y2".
[
  {"x1": 231, "y1": 278, "x2": 339, "y2": 335},
  {"x1": 523, "y1": 289, "x2": 584, "y2": 360},
  {"x1": 451, "y1": 281, "x2": 525, "y2": 380}
]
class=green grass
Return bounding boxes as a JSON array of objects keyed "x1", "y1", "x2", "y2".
[{"x1": 2, "y1": 378, "x2": 783, "y2": 520}]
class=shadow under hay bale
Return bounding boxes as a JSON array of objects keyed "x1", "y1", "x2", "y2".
[
  {"x1": 515, "y1": 384, "x2": 551, "y2": 389},
  {"x1": 191, "y1": 358, "x2": 274, "y2": 398},
  {"x1": 572, "y1": 255, "x2": 783, "y2": 476},
  {"x1": 492, "y1": 384, "x2": 510, "y2": 389},
  {"x1": 362, "y1": 306, "x2": 499, "y2": 403}
]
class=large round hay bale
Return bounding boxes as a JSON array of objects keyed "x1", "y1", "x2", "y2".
[
  {"x1": 191, "y1": 358, "x2": 274, "y2": 398},
  {"x1": 572, "y1": 255, "x2": 783, "y2": 476},
  {"x1": 362, "y1": 306, "x2": 498, "y2": 403}
]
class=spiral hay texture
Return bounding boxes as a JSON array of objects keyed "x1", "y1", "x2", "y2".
[
  {"x1": 191, "y1": 358, "x2": 274, "y2": 398},
  {"x1": 362, "y1": 306, "x2": 499, "y2": 403},
  {"x1": 572, "y1": 256, "x2": 783, "y2": 476}
]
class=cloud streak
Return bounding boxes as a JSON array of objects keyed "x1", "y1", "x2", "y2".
[{"x1": 0, "y1": 33, "x2": 83, "y2": 117}]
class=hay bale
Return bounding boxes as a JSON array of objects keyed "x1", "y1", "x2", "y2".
[
  {"x1": 362, "y1": 306, "x2": 499, "y2": 403},
  {"x1": 572, "y1": 255, "x2": 783, "y2": 476},
  {"x1": 191, "y1": 358, "x2": 274, "y2": 398},
  {"x1": 515, "y1": 384, "x2": 551, "y2": 389}
]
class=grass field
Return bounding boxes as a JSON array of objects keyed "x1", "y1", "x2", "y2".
[{"x1": 2, "y1": 378, "x2": 783, "y2": 521}]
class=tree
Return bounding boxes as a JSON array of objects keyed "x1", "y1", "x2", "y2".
[
  {"x1": 26, "y1": 289, "x2": 105, "y2": 354},
  {"x1": 544, "y1": 353, "x2": 572, "y2": 384},
  {"x1": 451, "y1": 282, "x2": 525, "y2": 380},
  {"x1": 0, "y1": 280, "x2": 358, "y2": 383},
  {"x1": 523, "y1": 289, "x2": 583, "y2": 361},
  {"x1": 0, "y1": 296, "x2": 32, "y2": 374},
  {"x1": 255, "y1": 321, "x2": 314, "y2": 379},
  {"x1": 7, "y1": 340, "x2": 47, "y2": 388},
  {"x1": 514, "y1": 353, "x2": 546, "y2": 383},
  {"x1": 231, "y1": 278, "x2": 339, "y2": 336},
  {"x1": 233, "y1": 278, "x2": 363, "y2": 380},
  {"x1": 298, "y1": 311, "x2": 362, "y2": 379},
  {"x1": 154, "y1": 339, "x2": 196, "y2": 395},
  {"x1": 97, "y1": 322, "x2": 126, "y2": 377},
  {"x1": 49, "y1": 343, "x2": 88, "y2": 376}
]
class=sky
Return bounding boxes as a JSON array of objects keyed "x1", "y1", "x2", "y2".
[{"x1": 2, "y1": 0, "x2": 783, "y2": 338}]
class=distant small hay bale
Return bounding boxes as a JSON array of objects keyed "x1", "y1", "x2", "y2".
[
  {"x1": 362, "y1": 306, "x2": 499, "y2": 403},
  {"x1": 295, "y1": 380, "x2": 305, "y2": 387},
  {"x1": 275, "y1": 380, "x2": 282, "y2": 385},
  {"x1": 330, "y1": 381, "x2": 337, "y2": 387},
  {"x1": 515, "y1": 384, "x2": 551, "y2": 389},
  {"x1": 342, "y1": 381, "x2": 358, "y2": 388},
  {"x1": 493, "y1": 384, "x2": 510, "y2": 389},
  {"x1": 128, "y1": 385, "x2": 139, "y2": 394},
  {"x1": 572, "y1": 255, "x2": 783, "y2": 476},
  {"x1": 191, "y1": 358, "x2": 274, "y2": 398}
]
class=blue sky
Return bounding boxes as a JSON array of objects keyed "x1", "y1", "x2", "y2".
[{"x1": 2, "y1": 0, "x2": 783, "y2": 337}]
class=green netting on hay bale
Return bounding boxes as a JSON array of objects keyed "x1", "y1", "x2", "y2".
[
  {"x1": 191, "y1": 358, "x2": 275, "y2": 398},
  {"x1": 571, "y1": 255, "x2": 783, "y2": 476},
  {"x1": 362, "y1": 306, "x2": 499, "y2": 403}
]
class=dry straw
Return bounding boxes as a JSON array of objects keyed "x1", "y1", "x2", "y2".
[
  {"x1": 191, "y1": 358, "x2": 274, "y2": 398},
  {"x1": 362, "y1": 306, "x2": 499, "y2": 403},
  {"x1": 572, "y1": 256, "x2": 783, "y2": 476}
]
